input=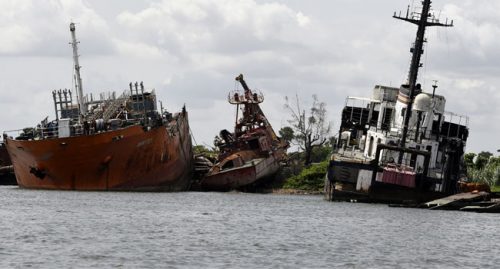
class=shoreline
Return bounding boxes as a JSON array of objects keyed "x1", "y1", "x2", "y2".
[{"x1": 270, "y1": 188, "x2": 324, "y2": 195}]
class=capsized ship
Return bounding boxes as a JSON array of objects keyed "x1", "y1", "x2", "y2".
[
  {"x1": 3, "y1": 23, "x2": 193, "y2": 191},
  {"x1": 200, "y1": 74, "x2": 288, "y2": 191},
  {"x1": 325, "y1": 0, "x2": 469, "y2": 203}
]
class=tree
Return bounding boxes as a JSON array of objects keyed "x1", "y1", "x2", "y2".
[
  {"x1": 475, "y1": 151, "x2": 493, "y2": 170},
  {"x1": 193, "y1": 145, "x2": 218, "y2": 157},
  {"x1": 284, "y1": 94, "x2": 331, "y2": 166},
  {"x1": 464, "y1": 151, "x2": 500, "y2": 188},
  {"x1": 279, "y1": 126, "x2": 294, "y2": 144},
  {"x1": 464, "y1": 153, "x2": 476, "y2": 173}
]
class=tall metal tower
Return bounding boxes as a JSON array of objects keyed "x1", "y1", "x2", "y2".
[
  {"x1": 69, "y1": 22, "x2": 86, "y2": 116},
  {"x1": 394, "y1": 0, "x2": 453, "y2": 154}
]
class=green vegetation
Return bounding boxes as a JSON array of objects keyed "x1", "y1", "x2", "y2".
[
  {"x1": 464, "y1": 151, "x2": 500, "y2": 191},
  {"x1": 282, "y1": 94, "x2": 332, "y2": 166},
  {"x1": 274, "y1": 93, "x2": 333, "y2": 192},
  {"x1": 282, "y1": 160, "x2": 328, "y2": 191},
  {"x1": 193, "y1": 145, "x2": 218, "y2": 158}
]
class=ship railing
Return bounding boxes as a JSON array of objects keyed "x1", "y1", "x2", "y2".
[
  {"x1": 337, "y1": 144, "x2": 370, "y2": 162},
  {"x1": 2, "y1": 129, "x2": 27, "y2": 140},
  {"x1": 374, "y1": 85, "x2": 398, "y2": 102},
  {"x1": 377, "y1": 146, "x2": 431, "y2": 174},
  {"x1": 2, "y1": 117, "x2": 145, "y2": 141},
  {"x1": 442, "y1": 111, "x2": 469, "y2": 139},
  {"x1": 35, "y1": 125, "x2": 60, "y2": 140},
  {"x1": 386, "y1": 127, "x2": 432, "y2": 142},
  {"x1": 2, "y1": 126, "x2": 59, "y2": 140},
  {"x1": 444, "y1": 111, "x2": 469, "y2": 126},
  {"x1": 379, "y1": 154, "x2": 415, "y2": 170},
  {"x1": 344, "y1": 96, "x2": 376, "y2": 107},
  {"x1": 343, "y1": 97, "x2": 377, "y2": 126},
  {"x1": 3, "y1": 124, "x2": 83, "y2": 140},
  {"x1": 102, "y1": 91, "x2": 130, "y2": 122},
  {"x1": 378, "y1": 146, "x2": 448, "y2": 181},
  {"x1": 86, "y1": 90, "x2": 131, "y2": 122},
  {"x1": 228, "y1": 90, "x2": 264, "y2": 104}
]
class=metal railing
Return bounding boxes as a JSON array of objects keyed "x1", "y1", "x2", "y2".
[
  {"x1": 228, "y1": 90, "x2": 264, "y2": 104},
  {"x1": 86, "y1": 90, "x2": 130, "y2": 122},
  {"x1": 442, "y1": 111, "x2": 469, "y2": 139}
]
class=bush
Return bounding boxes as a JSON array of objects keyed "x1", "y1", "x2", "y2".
[
  {"x1": 311, "y1": 146, "x2": 332, "y2": 163},
  {"x1": 466, "y1": 154, "x2": 500, "y2": 189},
  {"x1": 282, "y1": 161, "x2": 328, "y2": 191}
]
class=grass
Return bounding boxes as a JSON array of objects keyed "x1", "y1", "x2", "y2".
[{"x1": 491, "y1": 185, "x2": 500, "y2": 193}]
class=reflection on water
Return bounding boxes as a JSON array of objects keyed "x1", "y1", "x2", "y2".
[{"x1": 0, "y1": 186, "x2": 499, "y2": 268}]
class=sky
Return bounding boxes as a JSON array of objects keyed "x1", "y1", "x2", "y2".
[{"x1": 0, "y1": 0, "x2": 499, "y2": 154}]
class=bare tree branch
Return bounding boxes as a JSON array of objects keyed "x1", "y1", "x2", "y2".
[{"x1": 283, "y1": 94, "x2": 332, "y2": 165}]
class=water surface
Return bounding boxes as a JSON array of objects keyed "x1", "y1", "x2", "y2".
[{"x1": 0, "y1": 186, "x2": 498, "y2": 268}]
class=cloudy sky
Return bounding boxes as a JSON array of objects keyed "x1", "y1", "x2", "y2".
[{"x1": 1, "y1": 0, "x2": 499, "y2": 154}]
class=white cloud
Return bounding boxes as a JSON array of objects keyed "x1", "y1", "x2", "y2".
[
  {"x1": 1, "y1": 0, "x2": 499, "y2": 155},
  {"x1": 0, "y1": 0, "x2": 111, "y2": 56},
  {"x1": 0, "y1": 24, "x2": 36, "y2": 54},
  {"x1": 297, "y1": 12, "x2": 310, "y2": 27},
  {"x1": 115, "y1": 0, "x2": 312, "y2": 56},
  {"x1": 113, "y1": 39, "x2": 166, "y2": 59},
  {"x1": 435, "y1": 1, "x2": 500, "y2": 70},
  {"x1": 454, "y1": 79, "x2": 486, "y2": 91}
]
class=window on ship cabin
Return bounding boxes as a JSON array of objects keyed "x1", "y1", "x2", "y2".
[
  {"x1": 222, "y1": 160, "x2": 234, "y2": 170},
  {"x1": 248, "y1": 139, "x2": 260, "y2": 150},
  {"x1": 368, "y1": 136, "x2": 374, "y2": 157}
]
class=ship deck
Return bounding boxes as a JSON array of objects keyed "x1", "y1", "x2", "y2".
[
  {"x1": 331, "y1": 148, "x2": 371, "y2": 164},
  {"x1": 213, "y1": 158, "x2": 265, "y2": 175}
]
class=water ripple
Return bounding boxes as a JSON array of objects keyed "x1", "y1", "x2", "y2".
[{"x1": 1, "y1": 186, "x2": 499, "y2": 268}]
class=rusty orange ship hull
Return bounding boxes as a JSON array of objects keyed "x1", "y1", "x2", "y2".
[
  {"x1": 5, "y1": 113, "x2": 193, "y2": 191},
  {"x1": 201, "y1": 151, "x2": 282, "y2": 191}
]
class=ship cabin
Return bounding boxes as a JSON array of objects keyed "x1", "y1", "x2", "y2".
[
  {"x1": 4, "y1": 82, "x2": 168, "y2": 141},
  {"x1": 336, "y1": 84, "x2": 469, "y2": 192}
]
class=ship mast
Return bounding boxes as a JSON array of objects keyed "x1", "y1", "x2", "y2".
[
  {"x1": 234, "y1": 74, "x2": 250, "y2": 135},
  {"x1": 234, "y1": 74, "x2": 278, "y2": 139},
  {"x1": 69, "y1": 23, "x2": 86, "y2": 117},
  {"x1": 394, "y1": 0, "x2": 452, "y2": 152},
  {"x1": 236, "y1": 74, "x2": 250, "y2": 92}
]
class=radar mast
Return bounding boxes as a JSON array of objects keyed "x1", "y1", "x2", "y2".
[
  {"x1": 393, "y1": 0, "x2": 453, "y2": 161},
  {"x1": 69, "y1": 22, "x2": 86, "y2": 117}
]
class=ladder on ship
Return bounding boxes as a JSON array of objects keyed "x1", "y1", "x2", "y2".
[
  {"x1": 85, "y1": 92, "x2": 129, "y2": 123},
  {"x1": 102, "y1": 94, "x2": 129, "y2": 122}
]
